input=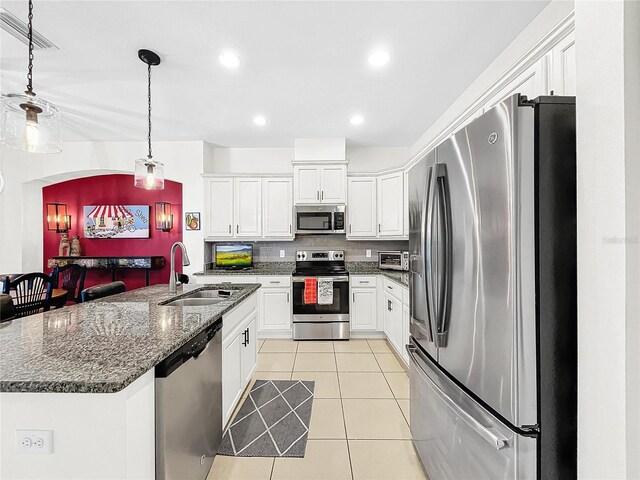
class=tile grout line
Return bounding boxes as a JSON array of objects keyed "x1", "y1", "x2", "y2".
[
  {"x1": 336, "y1": 341, "x2": 355, "y2": 480},
  {"x1": 372, "y1": 340, "x2": 410, "y2": 429}
]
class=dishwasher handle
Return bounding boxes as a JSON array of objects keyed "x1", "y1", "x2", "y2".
[{"x1": 156, "y1": 319, "x2": 222, "y2": 378}]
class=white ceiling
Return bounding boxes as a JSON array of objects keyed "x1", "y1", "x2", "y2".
[{"x1": 0, "y1": 1, "x2": 549, "y2": 148}]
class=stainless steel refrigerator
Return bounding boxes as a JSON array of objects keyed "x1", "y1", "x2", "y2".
[{"x1": 407, "y1": 94, "x2": 576, "y2": 480}]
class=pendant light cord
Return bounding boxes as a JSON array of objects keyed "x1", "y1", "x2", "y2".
[
  {"x1": 26, "y1": 0, "x2": 34, "y2": 96},
  {"x1": 147, "y1": 63, "x2": 153, "y2": 160}
]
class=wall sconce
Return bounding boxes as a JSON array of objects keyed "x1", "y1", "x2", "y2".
[
  {"x1": 46, "y1": 203, "x2": 71, "y2": 233},
  {"x1": 155, "y1": 202, "x2": 173, "y2": 232}
]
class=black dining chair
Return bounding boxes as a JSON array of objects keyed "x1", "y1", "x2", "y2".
[
  {"x1": 4, "y1": 273, "x2": 55, "y2": 318},
  {"x1": 0, "y1": 293, "x2": 17, "y2": 322},
  {"x1": 52, "y1": 264, "x2": 87, "y2": 304},
  {"x1": 81, "y1": 281, "x2": 126, "y2": 302}
]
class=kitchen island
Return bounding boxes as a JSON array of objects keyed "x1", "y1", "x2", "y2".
[{"x1": 0, "y1": 283, "x2": 260, "y2": 480}]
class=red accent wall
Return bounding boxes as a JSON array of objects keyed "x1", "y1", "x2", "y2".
[{"x1": 42, "y1": 174, "x2": 183, "y2": 290}]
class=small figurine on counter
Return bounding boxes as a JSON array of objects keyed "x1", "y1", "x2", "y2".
[
  {"x1": 70, "y1": 235, "x2": 82, "y2": 257},
  {"x1": 59, "y1": 233, "x2": 71, "y2": 256}
]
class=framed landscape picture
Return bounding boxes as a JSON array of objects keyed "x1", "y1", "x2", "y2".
[
  {"x1": 185, "y1": 212, "x2": 201, "y2": 231},
  {"x1": 83, "y1": 205, "x2": 150, "y2": 239}
]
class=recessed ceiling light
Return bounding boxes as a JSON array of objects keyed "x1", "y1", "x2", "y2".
[
  {"x1": 253, "y1": 115, "x2": 267, "y2": 126},
  {"x1": 219, "y1": 52, "x2": 240, "y2": 69},
  {"x1": 368, "y1": 50, "x2": 390, "y2": 67},
  {"x1": 350, "y1": 114, "x2": 364, "y2": 125}
]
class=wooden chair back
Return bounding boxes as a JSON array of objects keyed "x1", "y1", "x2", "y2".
[
  {"x1": 52, "y1": 264, "x2": 87, "y2": 304},
  {"x1": 5, "y1": 273, "x2": 55, "y2": 318}
]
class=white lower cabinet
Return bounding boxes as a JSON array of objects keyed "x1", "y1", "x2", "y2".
[
  {"x1": 382, "y1": 277, "x2": 410, "y2": 365},
  {"x1": 222, "y1": 293, "x2": 258, "y2": 427},
  {"x1": 402, "y1": 302, "x2": 410, "y2": 365},
  {"x1": 258, "y1": 276, "x2": 292, "y2": 336},
  {"x1": 350, "y1": 285, "x2": 377, "y2": 331}
]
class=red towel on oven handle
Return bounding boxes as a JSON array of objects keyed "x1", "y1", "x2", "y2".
[{"x1": 304, "y1": 278, "x2": 317, "y2": 304}]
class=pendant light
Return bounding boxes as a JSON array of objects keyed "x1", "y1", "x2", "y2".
[
  {"x1": 0, "y1": 0, "x2": 61, "y2": 153},
  {"x1": 134, "y1": 49, "x2": 164, "y2": 190}
]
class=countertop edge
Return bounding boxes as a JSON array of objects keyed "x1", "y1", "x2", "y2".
[{"x1": 0, "y1": 284, "x2": 261, "y2": 394}]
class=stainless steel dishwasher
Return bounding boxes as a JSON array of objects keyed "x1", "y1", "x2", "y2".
[{"x1": 155, "y1": 319, "x2": 223, "y2": 480}]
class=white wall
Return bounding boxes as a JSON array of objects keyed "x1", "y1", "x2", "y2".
[
  {"x1": 0, "y1": 141, "x2": 205, "y2": 276},
  {"x1": 409, "y1": 0, "x2": 574, "y2": 162},
  {"x1": 576, "y1": 1, "x2": 640, "y2": 478},
  {"x1": 203, "y1": 142, "x2": 409, "y2": 175}
]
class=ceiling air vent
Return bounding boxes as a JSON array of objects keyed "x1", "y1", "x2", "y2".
[{"x1": 0, "y1": 7, "x2": 58, "y2": 50}]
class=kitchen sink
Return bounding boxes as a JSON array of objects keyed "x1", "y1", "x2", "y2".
[{"x1": 161, "y1": 289, "x2": 238, "y2": 307}]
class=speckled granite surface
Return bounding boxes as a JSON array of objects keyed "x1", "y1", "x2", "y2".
[
  {"x1": 193, "y1": 262, "x2": 295, "y2": 276},
  {"x1": 0, "y1": 283, "x2": 260, "y2": 394},
  {"x1": 193, "y1": 261, "x2": 409, "y2": 286},
  {"x1": 347, "y1": 262, "x2": 410, "y2": 287}
]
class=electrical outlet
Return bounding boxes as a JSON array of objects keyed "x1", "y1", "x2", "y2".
[
  {"x1": 16, "y1": 430, "x2": 53, "y2": 454},
  {"x1": 280, "y1": 250, "x2": 285, "y2": 258},
  {"x1": 366, "y1": 249, "x2": 372, "y2": 258}
]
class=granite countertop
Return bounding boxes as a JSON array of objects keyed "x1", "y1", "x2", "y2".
[
  {"x1": 346, "y1": 262, "x2": 410, "y2": 287},
  {"x1": 193, "y1": 261, "x2": 409, "y2": 286},
  {"x1": 0, "y1": 283, "x2": 260, "y2": 394},
  {"x1": 193, "y1": 262, "x2": 295, "y2": 276}
]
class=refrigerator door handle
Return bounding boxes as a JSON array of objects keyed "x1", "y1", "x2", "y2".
[
  {"x1": 434, "y1": 163, "x2": 453, "y2": 347},
  {"x1": 407, "y1": 344, "x2": 509, "y2": 451},
  {"x1": 425, "y1": 165, "x2": 439, "y2": 345}
]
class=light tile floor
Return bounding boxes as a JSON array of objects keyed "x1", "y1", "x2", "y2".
[{"x1": 207, "y1": 339, "x2": 427, "y2": 480}]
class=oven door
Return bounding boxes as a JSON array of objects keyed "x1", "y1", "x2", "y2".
[
  {"x1": 295, "y1": 211, "x2": 334, "y2": 234},
  {"x1": 292, "y1": 276, "x2": 349, "y2": 322}
]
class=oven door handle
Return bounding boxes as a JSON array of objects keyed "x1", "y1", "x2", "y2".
[{"x1": 292, "y1": 276, "x2": 349, "y2": 283}]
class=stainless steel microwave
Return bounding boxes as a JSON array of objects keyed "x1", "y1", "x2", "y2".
[
  {"x1": 295, "y1": 205, "x2": 346, "y2": 234},
  {"x1": 378, "y1": 251, "x2": 409, "y2": 271}
]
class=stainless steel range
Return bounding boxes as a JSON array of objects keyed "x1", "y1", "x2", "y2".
[{"x1": 292, "y1": 250, "x2": 350, "y2": 340}]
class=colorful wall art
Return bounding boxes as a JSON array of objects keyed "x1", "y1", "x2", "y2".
[{"x1": 83, "y1": 205, "x2": 150, "y2": 239}]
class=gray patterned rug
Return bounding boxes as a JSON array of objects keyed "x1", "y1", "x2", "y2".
[{"x1": 218, "y1": 379, "x2": 315, "y2": 458}]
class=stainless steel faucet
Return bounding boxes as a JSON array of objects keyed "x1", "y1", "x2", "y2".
[{"x1": 169, "y1": 241, "x2": 190, "y2": 294}]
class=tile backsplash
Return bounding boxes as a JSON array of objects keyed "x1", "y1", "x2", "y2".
[{"x1": 204, "y1": 236, "x2": 408, "y2": 267}]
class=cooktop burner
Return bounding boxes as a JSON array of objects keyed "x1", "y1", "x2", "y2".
[{"x1": 293, "y1": 250, "x2": 348, "y2": 277}]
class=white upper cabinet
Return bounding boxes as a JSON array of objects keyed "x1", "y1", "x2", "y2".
[
  {"x1": 205, "y1": 177, "x2": 234, "y2": 237},
  {"x1": 377, "y1": 172, "x2": 405, "y2": 237},
  {"x1": 403, "y1": 171, "x2": 409, "y2": 237},
  {"x1": 551, "y1": 32, "x2": 576, "y2": 96},
  {"x1": 293, "y1": 164, "x2": 347, "y2": 205},
  {"x1": 234, "y1": 178, "x2": 262, "y2": 237},
  {"x1": 263, "y1": 178, "x2": 293, "y2": 239},
  {"x1": 347, "y1": 177, "x2": 377, "y2": 238},
  {"x1": 293, "y1": 166, "x2": 321, "y2": 204},
  {"x1": 320, "y1": 166, "x2": 347, "y2": 204}
]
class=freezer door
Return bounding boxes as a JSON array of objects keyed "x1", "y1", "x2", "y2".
[
  {"x1": 408, "y1": 150, "x2": 437, "y2": 360},
  {"x1": 434, "y1": 95, "x2": 537, "y2": 428},
  {"x1": 408, "y1": 342, "x2": 536, "y2": 480}
]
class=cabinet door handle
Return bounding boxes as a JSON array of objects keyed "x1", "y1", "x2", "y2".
[
  {"x1": 287, "y1": 293, "x2": 290, "y2": 303},
  {"x1": 321, "y1": 190, "x2": 324, "y2": 201},
  {"x1": 387, "y1": 285, "x2": 393, "y2": 290},
  {"x1": 228, "y1": 224, "x2": 231, "y2": 233},
  {"x1": 289, "y1": 224, "x2": 292, "y2": 234},
  {"x1": 349, "y1": 225, "x2": 352, "y2": 234},
  {"x1": 378, "y1": 224, "x2": 381, "y2": 233},
  {"x1": 242, "y1": 329, "x2": 248, "y2": 346},
  {"x1": 352, "y1": 292, "x2": 355, "y2": 303},
  {"x1": 247, "y1": 327, "x2": 250, "y2": 344},
  {"x1": 388, "y1": 299, "x2": 392, "y2": 311},
  {"x1": 236, "y1": 225, "x2": 239, "y2": 234},
  {"x1": 317, "y1": 190, "x2": 320, "y2": 201}
]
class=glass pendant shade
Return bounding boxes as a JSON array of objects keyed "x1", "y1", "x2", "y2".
[
  {"x1": 134, "y1": 158, "x2": 164, "y2": 190},
  {"x1": 1, "y1": 93, "x2": 62, "y2": 153}
]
